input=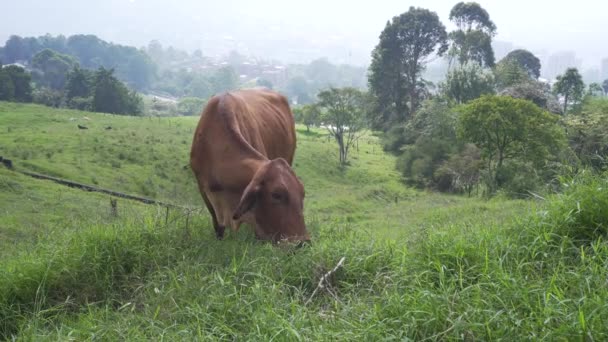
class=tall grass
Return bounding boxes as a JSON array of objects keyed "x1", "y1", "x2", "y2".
[{"x1": 1, "y1": 172, "x2": 606, "y2": 340}]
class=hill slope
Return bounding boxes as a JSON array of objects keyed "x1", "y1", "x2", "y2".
[{"x1": 6, "y1": 103, "x2": 607, "y2": 340}]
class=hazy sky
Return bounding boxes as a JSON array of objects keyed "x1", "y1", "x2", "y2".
[{"x1": 1, "y1": 0, "x2": 606, "y2": 68}]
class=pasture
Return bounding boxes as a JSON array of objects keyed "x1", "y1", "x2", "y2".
[{"x1": 1, "y1": 102, "x2": 607, "y2": 340}]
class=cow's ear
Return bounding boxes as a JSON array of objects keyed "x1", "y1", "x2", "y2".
[{"x1": 233, "y1": 185, "x2": 260, "y2": 220}]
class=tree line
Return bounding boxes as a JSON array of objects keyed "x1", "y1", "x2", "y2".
[{"x1": 293, "y1": 2, "x2": 608, "y2": 198}]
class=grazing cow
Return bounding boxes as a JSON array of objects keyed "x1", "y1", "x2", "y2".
[
  {"x1": 190, "y1": 89, "x2": 309, "y2": 243},
  {"x1": 78, "y1": 125, "x2": 88, "y2": 130}
]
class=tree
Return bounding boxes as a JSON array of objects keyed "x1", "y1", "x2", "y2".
[
  {"x1": 316, "y1": 88, "x2": 368, "y2": 165},
  {"x1": 211, "y1": 66, "x2": 238, "y2": 93},
  {"x1": 499, "y1": 80, "x2": 562, "y2": 114},
  {"x1": 286, "y1": 76, "x2": 312, "y2": 104},
  {"x1": 31, "y1": 48, "x2": 77, "y2": 89},
  {"x1": 448, "y1": 2, "x2": 496, "y2": 67},
  {"x1": 3, "y1": 65, "x2": 32, "y2": 102},
  {"x1": 501, "y1": 49, "x2": 541, "y2": 79},
  {"x1": 177, "y1": 97, "x2": 206, "y2": 116},
  {"x1": 603, "y1": 79, "x2": 608, "y2": 95},
  {"x1": 92, "y1": 67, "x2": 142, "y2": 115},
  {"x1": 494, "y1": 59, "x2": 531, "y2": 90},
  {"x1": 457, "y1": 95, "x2": 564, "y2": 189},
  {"x1": 368, "y1": 7, "x2": 448, "y2": 128},
  {"x1": 0, "y1": 63, "x2": 16, "y2": 101},
  {"x1": 293, "y1": 104, "x2": 320, "y2": 132},
  {"x1": 553, "y1": 68, "x2": 585, "y2": 114},
  {"x1": 587, "y1": 83, "x2": 604, "y2": 97},
  {"x1": 563, "y1": 97, "x2": 608, "y2": 171},
  {"x1": 65, "y1": 66, "x2": 93, "y2": 100},
  {"x1": 442, "y1": 63, "x2": 494, "y2": 104}
]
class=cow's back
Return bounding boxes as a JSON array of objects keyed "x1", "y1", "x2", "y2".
[{"x1": 190, "y1": 89, "x2": 296, "y2": 183}]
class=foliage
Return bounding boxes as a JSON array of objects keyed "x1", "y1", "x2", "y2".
[
  {"x1": 1, "y1": 65, "x2": 32, "y2": 102},
  {"x1": 1, "y1": 34, "x2": 156, "y2": 90},
  {"x1": 493, "y1": 59, "x2": 531, "y2": 90},
  {"x1": 286, "y1": 76, "x2": 312, "y2": 104},
  {"x1": 553, "y1": 68, "x2": 585, "y2": 114},
  {"x1": 392, "y1": 98, "x2": 460, "y2": 189},
  {"x1": 293, "y1": 104, "x2": 321, "y2": 132},
  {"x1": 316, "y1": 87, "x2": 368, "y2": 165},
  {"x1": 457, "y1": 95, "x2": 565, "y2": 191},
  {"x1": 92, "y1": 67, "x2": 142, "y2": 115},
  {"x1": 32, "y1": 87, "x2": 64, "y2": 108},
  {"x1": 448, "y1": 2, "x2": 496, "y2": 67},
  {"x1": 603, "y1": 79, "x2": 608, "y2": 95},
  {"x1": 31, "y1": 48, "x2": 77, "y2": 89},
  {"x1": 177, "y1": 97, "x2": 206, "y2": 116},
  {"x1": 211, "y1": 66, "x2": 238, "y2": 94},
  {"x1": 501, "y1": 49, "x2": 541, "y2": 79},
  {"x1": 368, "y1": 7, "x2": 448, "y2": 128},
  {"x1": 499, "y1": 80, "x2": 562, "y2": 114},
  {"x1": 435, "y1": 143, "x2": 482, "y2": 195},
  {"x1": 442, "y1": 63, "x2": 494, "y2": 104},
  {"x1": 563, "y1": 97, "x2": 608, "y2": 171},
  {"x1": 587, "y1": 83, "x2": 604, "y2": 97},
  {"x1": 65, "y1": 66, "x2": 94, "y2": 103}
]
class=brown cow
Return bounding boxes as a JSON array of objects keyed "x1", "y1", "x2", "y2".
[{"x1": 190, "y1": 89, "x2": 310, "y2": 243}]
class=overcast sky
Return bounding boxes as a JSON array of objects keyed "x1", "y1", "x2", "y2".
[{"x1": 1, "y1": 0, "x2": 606, "y2": 68}]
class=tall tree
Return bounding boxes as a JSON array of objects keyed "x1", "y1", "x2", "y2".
[
  {"x1": 316, "y1": 87, "x2": 368, "y2": 165},
  {"x1": 448, "y1": 2, "x2": 496, "y2": 67},
  {"x1": 368, "y1": 7, "x2": 448, "y2": 128},
  {"x1": 92, "y1": 67, "x2": 141, "y2": 115},
  {"x1": 0, "y1": 64, "x2": 16, "y2": 101},
  {"x1": 603, "y1": 79, "x2": 608, "y2": 96},
  {"x1": 458, "y1": 95, "x2": 564, "y2": 187},
  {"x1": 501, "y1": 49, "x2": 541, "y2": 79},
  {"x1": 443, "y1": 63, "x2": 494, "y2": 104},
  {"x1": 31, "y1": 49, "x2": 77, "y2": 89},
  {"x1": 553, "y1": 68, "x2": 585, "y2": 114},
  {"x1": 3, "y1": 65, "x2": 32, "y2": 102}
]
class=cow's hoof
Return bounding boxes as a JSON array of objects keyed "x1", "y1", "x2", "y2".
[{"x1": 215, "y1": 226, "x2": 225, "y2": 240}]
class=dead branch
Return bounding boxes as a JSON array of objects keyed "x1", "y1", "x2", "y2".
[{"x1": 306, "y1": 257, "x2": 345, "y2": 305}]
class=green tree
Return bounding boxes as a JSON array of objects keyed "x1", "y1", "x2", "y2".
[
  {"x1": 501, "y1": 49, "x2": 541, "y2": 79},
  {"x1": 499, "y1": 80, "x2": 562, "y2": 114},
  {"x1": 177, "y1": 97, "x2": 206, "y2": 116},
  {"x1": 587, "y1": 83, "x2": 604, "y2": 97},
  {"x1": 603, "y1": 79, "x2": 608, "y2": 95},
  {"x1": 494, "y1": 59, "x2": 531, "y2": 90},
  {"x1": 3, "y1": 65, "x2": 32, "y2": 102},
  {"x1": 211, "y1": 66, "x2": 238, "y2": 93},
  {"x1": 65, "y1": 66, "x2": 93, "y2": 100},
  {"x1": 448, "y1": 2, "x2": 496, "y2": 67},
  {"x1": 553, "y1": 68, "x2": 585, "y2": 114},
  {"x1": 443, "y1": 63, "x2": 494, "y2": 104},
  {"x1": 0, "y1": 63, "x2": 15, "y2": 100},
  {"x1": 368, "y1": 7, "x2": 448, "y2": 128},
  {"x1": 563, "y1": 97, "x2": 608, "y2": 171},
  {"x1": 293, "y1": 104, "x2": 321, "y2": 132},
  {"x1": 32, "y1": 48, "x2": 77, "y2": 89},
  {"x1": 316, "y1": 87, "x2": 368, "y2": 165},
  {"x1": 457, "y1": 95, "x2": 564, "y2": 189},
  {"x1": 286, "y1": 76, "x2": 312, "y2": 104},
  {"x1": 92, "y1": 67, "x2": 142, "y2": 115}
]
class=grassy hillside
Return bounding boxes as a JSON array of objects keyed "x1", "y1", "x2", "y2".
[{"x1": 2, "y1": 102, "x2": 607, "y2": 340}]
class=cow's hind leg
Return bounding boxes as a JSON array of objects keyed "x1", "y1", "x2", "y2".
[{"x1": 201, "y1": 191, "x2": 225, "y2": 240}]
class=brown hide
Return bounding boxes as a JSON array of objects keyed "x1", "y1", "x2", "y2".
[{"x1": 190, "y1": 89, "x2": 309, "y2": 243}]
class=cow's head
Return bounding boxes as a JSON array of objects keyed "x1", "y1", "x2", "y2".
[{"x1": 232, "y1": 158, "x2": 309, "y2": 243}]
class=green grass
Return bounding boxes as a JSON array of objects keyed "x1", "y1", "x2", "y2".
[{"x1": 1, "y1": 102, "x2": 607, "y2": 340}]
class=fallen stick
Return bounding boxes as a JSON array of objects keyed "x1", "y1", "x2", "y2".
[{"x1": 305, "y1": 257, "x2": 345, "y2": 305}]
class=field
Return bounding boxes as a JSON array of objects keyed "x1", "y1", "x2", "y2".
[{"x1": 1, "y1": 102, "x2": 607, "y2": 340}]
